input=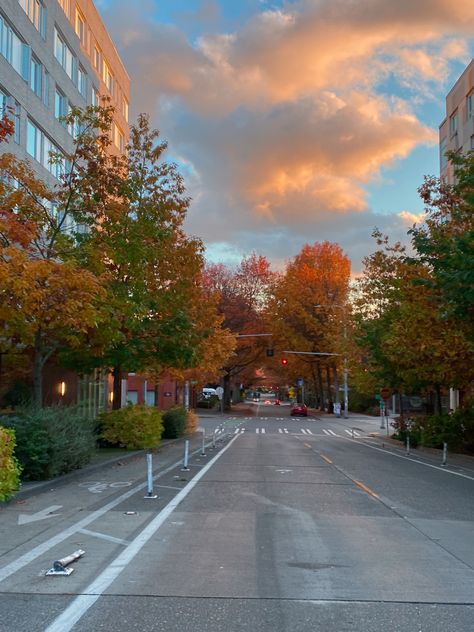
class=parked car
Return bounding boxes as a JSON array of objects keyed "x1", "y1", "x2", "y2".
[{"x1": 291, "y1": 404, "x2": 308, "y2": 417}]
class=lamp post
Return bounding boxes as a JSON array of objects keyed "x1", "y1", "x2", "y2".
[{"x1": 314, "y1": 304, "x2": 349, "y2": 419}]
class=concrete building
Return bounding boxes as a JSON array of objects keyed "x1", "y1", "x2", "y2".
[
  {"x1": 439, "y1": 58, "x2": 474, "y2": 183},
  {"x1": 0, "y1": 0, "x2": 130, "y2": 179}
]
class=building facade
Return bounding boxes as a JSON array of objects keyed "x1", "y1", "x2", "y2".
[
  {"x1": 439, "y1": 58, "x2": 474, "y2": 183},
  {"x1": 0, "y1": 0, "x2": 130, "y2": 180}
]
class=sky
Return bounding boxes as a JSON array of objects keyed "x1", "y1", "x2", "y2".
[{"x1": 97, "y1": 0, "x2": 474, "y2": 274}]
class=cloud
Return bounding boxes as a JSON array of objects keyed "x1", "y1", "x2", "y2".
[{"x1": 100, "y1": 0, "x2": 473, "y2": 272}]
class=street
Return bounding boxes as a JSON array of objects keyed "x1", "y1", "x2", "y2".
[{"x1": 1, "y1": 404, "x2": 473, "y2": 632}]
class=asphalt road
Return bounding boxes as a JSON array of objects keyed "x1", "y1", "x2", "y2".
[{"x1": 1, "y1": 404, "x2": 473, "y2": 632}]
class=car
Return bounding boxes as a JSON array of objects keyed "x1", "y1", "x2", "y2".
[{"x1": 291, "y1": 404, "x2": 308, "y2": 417}]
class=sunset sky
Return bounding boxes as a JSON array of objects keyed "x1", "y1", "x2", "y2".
[{"x1": 97, "y1": 0, "x2": 474, "y2": 273}]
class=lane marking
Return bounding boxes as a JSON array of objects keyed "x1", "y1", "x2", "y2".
[
  {"x1": 305, "y1": 429, "x2": 313, "y2": 435},
  {"x1": 284, "y1": 429, "x2": 289, "y2": 434},
  {"x1": 327, "y1": 429, "x2": 339, "y2": 437},
  {"x1": 301, "y1": 429, "x2": 308, "y2": 435},
  {"x1": 44, "y1": 433, "x2": 241, "y2": 632},
  {"x1": 304, "y1": 443, "x2": 311, "y2": 448},
  {"x1": 78, "y1": 528, "x2": 129, "y2": 547},
  {"x1": 353, "y1": 479, "x2": 379, "y2": 499},
  {"x1": 351, "y1": 438, "x2": 474, "y2": 481},
  {"x1": 320, "y1": 454, "x2": 332, "y2": 464},
  {"x1": 322, "y1": 429, "x2": 331, "y2": 436},
  {"x1": 278, "y1": 428, "x2": 283, "y2": 433},
  {"x1": 261, "y1": 428, "x2": 266, "y2": 434}
]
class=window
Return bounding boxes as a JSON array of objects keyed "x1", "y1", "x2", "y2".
[
  {"x1": 449, "y1": 112, "x2": 458, "y2": 136},
  {"x1": 126, "y1": 391, "x2": 138, "y2": 405},
  {"x1": 0, "y1": 14, "x2": 31, "y2": 79},
  {"x1": 114, "y1": 123, "x2": 124, "y2": 152},
  {"x1": 145, "y1": 391, "x2": 156, "y2": 406},
  {"x1": 27, "y1": 118, "x2": 65, "y2": 178},
  {"x1": 30, "y1": 55, "x2": 43, "y2": 97},
  {"x1": 18, "y1": 0, "x2": 45, "y2": 36},
  {"x1": 93, "y1": 46, "x2": 101, "y2": 71},
  {"x1": 75, "y1": 9, "x2": 86, "y2": 46},
  {"x1": 0, "y1": 89, "x2": 20, "y2": 144},
  {"x1": 78, "y1": 65, "x2": 87, "y2": 97},
  {"x1": 122, "y1": 96, "x2": 129, "y2": 122},
  {"x1": 91, "y1": 87, "x2": 99, "y2": 107},
  {"x1": 468, "y1": 93, "x2": 474, "y2": 120},
  {"x1": 54, "y1": 88, "x2": 67, "y2": 120},
  {"x1": 54, "y1": 27, "x2": 76, "y2": 82},
  {"x1": 440, "y1": 137, "x2": 448, "y2": 171},
  {"x1": 103, "y1": 60, "x2": 113, "y2": 93}
]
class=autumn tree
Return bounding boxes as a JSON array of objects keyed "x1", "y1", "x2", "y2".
[
  {"x1": 267, "y1": 242, "x2": 351, "y2": 408},
  {"x1": 0, "y1": 116, "x2": 106, "y2": 405},
  {"x1": 205, "y1": 253, "x2": 275, "y2": 409}
]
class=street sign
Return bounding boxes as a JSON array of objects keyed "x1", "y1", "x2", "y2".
[
  {"x1": 296, "y1": 377, "x2": 304, "y2": 386},
  {"x1": 380, "y1": 387, "x2": 390, "y2": 401},
  {"x1": 215, "y1": 387, "x2": 224, "y2": 400}
]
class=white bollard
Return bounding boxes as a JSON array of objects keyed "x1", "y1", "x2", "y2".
[
  {"x1": 181, "y1": 439, "x2": 190, "y2": 471},
  {"x1": 442, "y1": 442, "x2": 448, "y2": 466},
  {"x1": 201, "y1": 429, "x2": 206, "y2": 456},
  {"x1": 144, "y1": 451, "x2": 158, "y2": 499},
  {"x1": 351, "y1": 428, "x2": 354, "y2": 439},
  {"x1": 406, "y1": 435, "x2": 410, "y2": 456}
]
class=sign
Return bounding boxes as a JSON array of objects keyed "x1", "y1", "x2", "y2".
[
  {"x1": 215, "y1": 386, "x2": 224, "y2": 400},
  {"x1": 296, "y1": 377, "x2": 304, "y2": 386},
  {"x1": 380, "y1": 387, "x2": 390, "y2": 401},
  {"x1": 164, "y1": 391, "x2": 172, "y2": 397}
]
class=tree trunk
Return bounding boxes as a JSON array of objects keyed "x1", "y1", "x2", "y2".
[
  {"x1": 333, "y1": 363, "x2": 340, "y2": 404},
  {"x1": 434, "y1": 384, "x2": 442, "y2": 415},
  {"x1": 33, "y1": 331, "x2": 43, "y2": 407},
  {"x1": 112, "y1": 366, "x2": 122, "y2": 410},
  {"x1": 316, "y1": 363, "x2": 324, "y2": 410},
  {"x1": 223, "y1": 373, "x2": 231, "y2": 412},
  {"x1": 325, "y1": 364, "x2": 333, "y2": 411}
]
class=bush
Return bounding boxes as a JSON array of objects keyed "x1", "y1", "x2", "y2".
[
  {"x1": 0, "y1": 427, "x2": 22, "y2": 501},
  {"x1": 100, "y1": 404, "x2": 163, "y2": 450},
  {"x1": 162, "y1": 406, "x2": 187, "y2": 439},
  {"x1": 186, "y1": 409, "x2": 199, "y2": 434},
  {"x1": 2, "y1": 406, "x2": 96, "y2": 481},
  {"x1": 392, "y1": 404, "x2": 474, "y2": 454},
  {"x1": 196, "y1": 395, "x2": 219, "y2": 409}
]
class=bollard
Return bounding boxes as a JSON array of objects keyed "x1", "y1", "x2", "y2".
[
  {"x1": 144, "y1": 451, "x2": 158, "y2": 499},
  {"x1": 351, "y1": 428, "x2": 354, "y2": 439},
  {"x1": 406, "y1": 435, "x2": 410, "y2": 456},
  {"x1": 380, "y1": 407, "x2": 385, "y2": 430},
  {"x1": 45, "y1": 549, "x2": 85, "y2": 576},
  {"x1": 212, "y1": 429, "x2": 216, "y2": 449},
  {"x1": 181, "y1": 439, "x2": 190, "y2": 471},
  {"x1": 442, "y1": 442, "x2": 447, "y2": 466},
  {"x1": 201, "y1": 429, "x2": 206, "y2": 456}
]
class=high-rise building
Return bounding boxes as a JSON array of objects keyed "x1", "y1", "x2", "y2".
[
  {"x1": 439, "y1": 59, "x2": 474, "y2": 183},
  {"x1": 0, "y1": 0, "x2": 130, "y2": 180}
]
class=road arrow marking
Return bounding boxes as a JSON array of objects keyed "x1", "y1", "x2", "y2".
[{"x1": 18, "y1": 505, "x2": 62, "y2": 525}]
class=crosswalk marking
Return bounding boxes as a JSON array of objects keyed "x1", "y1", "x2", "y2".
[
  {"x1": 344, "y1": 428, "x2": 360, "y2": 437},
  {"x1": 284, "y1": 428, "x2": 289, "y2": 433}
]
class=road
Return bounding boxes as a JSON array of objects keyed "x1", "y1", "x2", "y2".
[{"x1": 1, "y1": 402, "x2": 473, "y2": 631}]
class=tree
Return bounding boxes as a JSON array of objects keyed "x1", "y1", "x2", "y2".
[
  {"x1": 205, "y1": 253, "x2": 275, "y2": 409},
  {"x1": 267, "y1": 242, "x2": 351, "y2": 407},
  {"x1": 410, "y1": 151, "x2": 474, "y2": 342}
]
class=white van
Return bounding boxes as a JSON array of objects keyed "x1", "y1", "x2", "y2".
[{"x1": 202, "y1": 388, "x2": 218, "y2": 399}]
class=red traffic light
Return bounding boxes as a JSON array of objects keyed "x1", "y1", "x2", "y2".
[{"x1": 280, "y1": 357, "x2": 288, "y2": 366}]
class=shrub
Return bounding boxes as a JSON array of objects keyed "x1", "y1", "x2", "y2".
[
  {"x1": 0, "y1": 427, "x2": 22, "y2": 501},
  {"x1": 100, "y1": 404, "x2": 163, "y2": 450},
  {"x1": 2, "y1": 406, "x2": 96, "y2": 481},
  {"x1": 162, "y1": 406, "x2": 187, "y2": 439},
  {"x1": 186, "y1": 409, "x2": 199, "y2": 434},
  {"x1": 196, "y1": 395, "x2": 219, "y2": 409}
]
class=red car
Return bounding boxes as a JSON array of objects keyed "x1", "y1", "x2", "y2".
[{"x1": 291, "y1": 404, "x2": 308, "y2": 416}]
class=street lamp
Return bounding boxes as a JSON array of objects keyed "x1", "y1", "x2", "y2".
[{"x1": 314, "y1": 304, "x2": 349, "y2": 419}]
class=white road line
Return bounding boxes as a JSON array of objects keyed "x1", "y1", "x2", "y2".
[
  {"x1": 305, "y1": 429, "x2": 313, "y2": 435},
  {"x1": 284, "y1": 429, "x2": 289, "y2": 434},
  {"x1": 234, "y1": 428, "x2": 239, "y2": 434},
  {"x1": 327, "y1": 429, "x2": 339, "y2": 436},
  {"x1": 78, "y1": 528, "x2": 129, "y2": 547},
  {"x1": 301, "y1": 429, "x2": 308, "y2": 434},
  {"x1": 44, "y1": 433, "x2": 241, "y2": 632},
  {"x1": 261, "y1": 428, "x2": 266, "y2": 434},
  {"x1": 322, "y1": 429, "x2": 331, "y2": 436},
  {"x1": 256, "y1": 428, "x2": 260, "y2": 433},
  {"x1": 278, "y1": 428, "x2": 283, "y2": 433}
]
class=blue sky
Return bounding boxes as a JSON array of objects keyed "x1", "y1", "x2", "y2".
[{"x1": 98, "y1": 0, "x2": 474, "y2": 273}]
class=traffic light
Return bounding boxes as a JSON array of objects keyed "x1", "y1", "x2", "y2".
[{"x1": 280, "y1": 357, "x2": 288, "y2": 366}]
